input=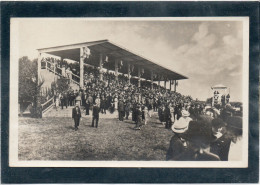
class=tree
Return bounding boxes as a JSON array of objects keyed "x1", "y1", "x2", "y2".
[{"x1": 19, "y1": 56, "x2": 44, "y2": 117}]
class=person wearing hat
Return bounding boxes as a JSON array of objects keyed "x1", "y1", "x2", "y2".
[
  {"x1": 166, "y1": 116, "x2": 190, "y2": 160},
  {"x1": 210, "y1": 118, "x2": 231, "y2": 161},
  {"x1": 185, "y1": 121, "x2": 220, "y2": 161},
  {"x1": 72, "y1": 103, "x2": 82, "y2": 131},
  {"x1": 178, "y1": 110, "x2": 192, "y2": 126},
  {"x1": 92, "y1": 103, "x2": 100, "y2": 128}
]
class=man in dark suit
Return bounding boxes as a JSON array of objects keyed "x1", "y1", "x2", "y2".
[
  {"x1": 118, "y1": 98, "x2": 125, "y2": 121},
  {"x1": 72, "y1": 103, "x2": 81, "y2": 131},
  {"x1": 164, "y1": 104, "x2": 172, "y2": 129},
  {"x1": 92, "y1": 103, "x2": 100, "y2": 128}
]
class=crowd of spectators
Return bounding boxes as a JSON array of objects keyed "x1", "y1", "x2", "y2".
[{"x1": 48, "y1": 59, "x2": 242, "y2": 162}]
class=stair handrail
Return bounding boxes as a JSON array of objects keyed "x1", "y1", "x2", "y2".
[
  {"x1": 45, "y1": 61, "x2": 63, "y2": 77},
  {"x1": 41, "y1": 97, "x2": 54, "y2": 113},
  {"x1": 44, "y1": 60, "x2": 80, "y2": 86},
  {"x1": 71, "y1": 72, "x2": 80, "y2": 79}
]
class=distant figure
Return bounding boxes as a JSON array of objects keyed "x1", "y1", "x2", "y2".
[
  {"x1": 92, "y1": 103, "x2": 100, "y2": 128},
  {"x1": 164, "y1": 104, "x2": 172, "y2": 129},
  {"x1": 118, "y1": 99, "x2": 125, "y2": 121},
  {"x1": 72, "y1": 103, "x2": 81, "y2": 131},
  {"x1": 134, "y1": 104, "x2": 142, "y2": 130},
  {"x1": 125, "y1": 100, "x2": 131, "y2": 120}
]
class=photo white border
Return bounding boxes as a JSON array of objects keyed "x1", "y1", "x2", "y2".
[{"x1": 9, "y1": 17, "x2": 249, "y2": 168}]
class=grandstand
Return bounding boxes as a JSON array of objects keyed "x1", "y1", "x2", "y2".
[{"x1": 37, "y1": 40, "x2": 188, "y2": 115}]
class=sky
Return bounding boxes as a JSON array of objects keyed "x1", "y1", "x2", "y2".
[{"x1": 13, "y1": 18, "x2": 245, "y2": 101}]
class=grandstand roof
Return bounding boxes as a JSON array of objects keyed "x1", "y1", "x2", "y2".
[{"x1": 38, "y1": 40, "x2": 188, "y2": 81}]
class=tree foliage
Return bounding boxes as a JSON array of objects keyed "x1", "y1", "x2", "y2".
[
  {"x1": 19, "y1": 56, "x2": 44, "y2": 115},
  {"x1": 19, "y1": 56, "x2": 38, "y2": 103}
]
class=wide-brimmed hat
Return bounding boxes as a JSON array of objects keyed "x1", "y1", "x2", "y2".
[
  {"x1": 171, "y1": 118, "x2": 190, "y2": 133},
  {"x1": 181, "y1": 110, "x2": 190, "y2": 117}
]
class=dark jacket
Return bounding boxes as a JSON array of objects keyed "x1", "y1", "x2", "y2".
[
  {"x1": 72, "y1": 107, "x2": 81, "y2": 119},
  {"x1": 210, "y1": 133, "x2": 231, "y2": 161},
  {"x1": 93, "y1": 105, "x2": 100, "y2": 117},
  {"x1": 166, "y1": 134, "x2": 190, "y2": 160},
  {"x1": 118, "y1": 101, "x2": 124, "y2": 111},
  {"x1": 164, "y1": 107, "x2": 171, "y2": 120}
]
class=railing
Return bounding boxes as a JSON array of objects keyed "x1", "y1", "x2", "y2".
[
  {"x1": 56, "y1": 67, "x2": 62, "y2": 76},
  {"x1": 71, "y1": 73, "x2": 80, "y2": 84},
  {"x1": 41, "y1": 97, "x2": 54, "y2": 114},
  {"x1": 43, "y1": 60, "x2": 80, "y2": 86}
]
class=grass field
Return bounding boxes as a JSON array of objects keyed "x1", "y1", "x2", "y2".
[{"x1": 19, "y1": 114, "x2": 173, "y2": 161}]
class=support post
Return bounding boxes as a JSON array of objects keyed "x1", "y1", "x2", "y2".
[
  {"x1": 174, "y1": 80, "x2": 177, "y2": 92},
  {"x1": 138, "y1": 66, "x2": 141, "y2": 88},
  {"x1": 151, "y1": 70, "x2": 154, "y2": 90},
  {"x1": 164, "y1": 80, "x2": 166, "y2": 89},
  {"x1": 99, "y1": 53, "x2": 103, "y2": 81},
  {"x1": 115, "y1": 60, "x2": 118, "y2": 81},
  {"x1": 80, "y1": 47, "x2": 84, "y2": 88},
  {"x1": 37, "y1": 52, "x2": 42, "y2": 85},
  {"x1": 127, "y1": 63, "x2": 131, "y2": 84},
  {"x1": 170, "y1": 80, "x2": 172, "y2": 91}
]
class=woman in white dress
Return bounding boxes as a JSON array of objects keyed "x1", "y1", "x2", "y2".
[{"x1": 114, "y1": 96, "x2": 118, "y2": 110}]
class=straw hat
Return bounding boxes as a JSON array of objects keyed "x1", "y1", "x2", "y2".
[
  {"x1": 171, "y1": 118, "x2": 190, "y2": 134},
  {"x1": 181, "y1": 110, "x2": 190, "y2": 117}
]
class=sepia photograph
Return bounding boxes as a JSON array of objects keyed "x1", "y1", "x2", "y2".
[{"x1": 9, "y1": 17, "x2": 249, "y2": 168}]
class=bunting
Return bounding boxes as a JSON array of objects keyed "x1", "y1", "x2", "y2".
[{"x1": 81, "y1": 47, "x2": 91, "y2": 59}]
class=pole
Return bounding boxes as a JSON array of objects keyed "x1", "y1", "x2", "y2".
[
  {"x1": 115, "y1": 60, "x2": 118, "y2": 81},
  {"x1": 37, "y1": 52, "x2": 42, "y2": 85},
  {"x1": 151, "y1": 70, "x2": 154, "y2": 90},
  {"x1": 127, "y1": 63, "x2": 131, "y2": 84},
  {"x1": 170, "y1": 80, "x2": 172, "y2": 91},
  {"x1": 174, "y1": 80, "x2": 177, "y2": 92},
  {"x1": 80, "y1": 47, "x2": 84, "y2": 88},
  {"x1": 99, "y1": 53, "x2": 103, "y2": 81},
  {"x1": 164, "y1": 80, "x2": 166, "y2": 89},
  {"x1": 138, "y1": 66, "x2": 141, "y2": 88}
]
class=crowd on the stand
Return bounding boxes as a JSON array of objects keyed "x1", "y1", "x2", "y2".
[{"x1": 51, "y1": 63, "x2": 241, "y2": 162}]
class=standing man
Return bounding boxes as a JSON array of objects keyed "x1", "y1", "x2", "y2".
[
  {"x1": 118, "y1": 98, "x2": 125, "y2": 121},
  {"x1": 134, "y1": 104, "x2": 142, "y2": 130},
  {"x1": 164, "y1": 103, "x2": 172, "y2": 129},
  {"x1": 92, "y1": 103, "x2": 100, "y2": 128},
  {"x1": 72, "y1": 103, "x2": 81, "y2": 131},
  {"x1": 125, "y1": 100, "x2": 131, "y2": 120}
]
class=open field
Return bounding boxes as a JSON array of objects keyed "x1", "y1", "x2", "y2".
[{"x1": 19, "y1": 114, "x2": 173, "y2": 160}]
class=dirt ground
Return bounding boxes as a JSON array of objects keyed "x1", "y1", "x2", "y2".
[{"x1": 18, "y1": 115, "x2": 173, "y2": 161}]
